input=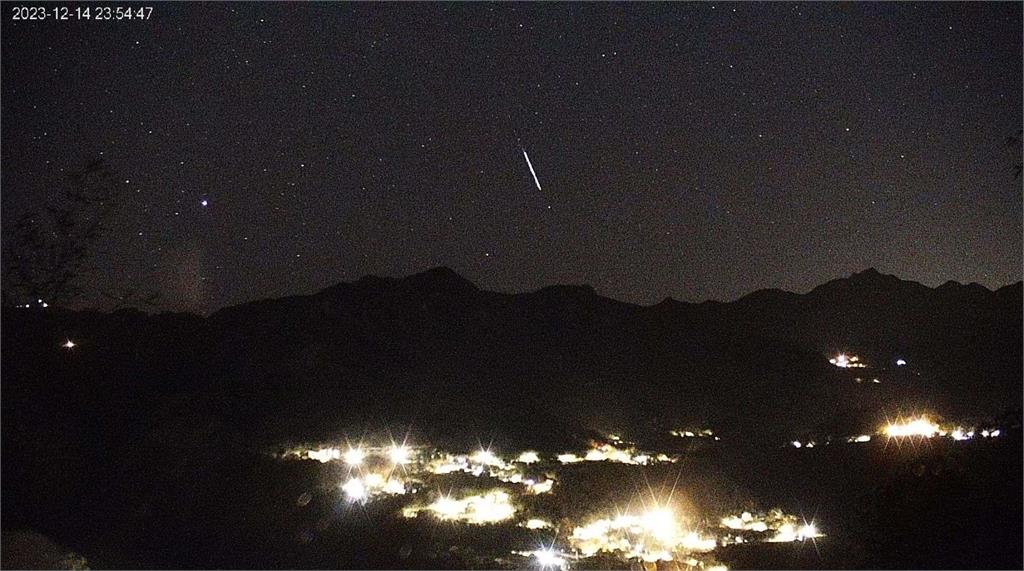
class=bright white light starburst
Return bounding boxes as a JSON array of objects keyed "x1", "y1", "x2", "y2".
[
  {"x1": 344, "y1": 447, "x2": 366, "y2": 466},
  {"x1": 883, "y1": 416, "x2": 939, "y2": 438},
  {"x1": 389, "y1": 445, "x2": 411, "y2": 465}
]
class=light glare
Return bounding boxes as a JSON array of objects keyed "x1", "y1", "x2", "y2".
[{"x1": 344, "y1": 447, "x2": 366, "y2": 466}]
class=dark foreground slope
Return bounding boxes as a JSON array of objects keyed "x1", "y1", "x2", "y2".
[{"x1": 2, "y1": 268, "x2": 1021, "y2": 568}]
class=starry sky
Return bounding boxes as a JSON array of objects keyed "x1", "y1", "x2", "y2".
[{"x1": 2, "y1": 3, "x2": 1021, "y2": 313}]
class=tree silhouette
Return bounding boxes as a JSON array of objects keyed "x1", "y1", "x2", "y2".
[{"x1": 2, "y1": 159, "x2": 157, "y2": 309}]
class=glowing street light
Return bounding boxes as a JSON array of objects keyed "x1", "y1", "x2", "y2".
[
  {"x1": 341, "y1": 478, "x2": 367, "y2": 501},
  {"x1": 534, "y1": 548, "x2": 566, "y2": 569},
  {"x1": 389, "y1": 445, "x2": 411, "y2": 465},
  {"x1": 471, "y1": 448, "x2": 502, "y2": 466},
  {"x1": 344, "y1": 447, "x2": 365, "y2": 466},
  {"x1": 798, "y1": 524, "x2": 820, "y2": 540},
  {"x1": 62, "y1": 339, "x2": 76, "y2": 349}
]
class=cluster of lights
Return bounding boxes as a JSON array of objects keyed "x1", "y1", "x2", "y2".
[
  {"x1": 831, "y1": 354, "x2": 908, "y2": 369},
  {"x1": 341, "y1": 473, "x2": 407, "y2": 502},
  {"x1": 517, "y1": 451, "x2": 541, "y2": 464},
  {"x1": 293, "y1": 445, "x2": 559, "y2": 500},
  {"x1": 517, "y1": 547, "x2": 727, "y2": 571},
  {"x1": 521, "y1": 518, "x2": 553, "y2": 530},
  {"x1": 882, "y1": 416, "x2": 939, "y2": 438},
  {"x1": 720, "y1": 510, "x2": 820, "y2": 544},
  {"x1": 878, "y1": 416, "x2": 1004, "y2": 442},
  {"x1": 881, "y1": 416, "x2": 1000, "y2": 441},
  {"x1": 829, "y1": 353, "x2": 866, "y2": 368},
  {"x1": 307, "y1": 445, "x2": 559, "y2": 516},
  {"x1": 515, "y1": 548, "x2": 569, "y2": 569},
  {"x1": 343, "y1": 447, "x2": 367, "y2": 466},
  {"x1": 302, "y1": 444, "x2": 408, "y2": 466},
  {"x1": 284, "y1": 439, "x2": 828, "y2": 569},
  {"x1": 425, "y1": 450, "x2": 556, "y2": 495},
  {"x1": 768, "y1": 522, "x2": 821, "y2": 543},
  {"x1": 558, "y1": 443, "x2": 674, "y2": 466},
  {"x1": 389, "y1": 445, "x2": 412, "y2": 465},
  {"x1": 569, "y1": 507, "x2": 717, "y2": 562},
  {"x1": 943, "y1": 426, "x2": 999, "y2": 440},
  {"x1": 297, "y1": 443, "x2": 421, "y2": 502},
  {"x1": 307, "y1": 447, "x2": 341, "y2": 463},
  {"x1": 721, "y1": 511, "x2": 769, "y2": 532},
  {"x1": 670, "y1": 428, "x2": 720, "y2": 441},
  {"x1": 789, "y1": 417, "x2": 1005, "y2": 449},
  {"x1": 402, "y1": 490, "x2": 516, "y2": 524},
  {"x1": 470, "y1": 449, "x2": 503, "y2": 466}
]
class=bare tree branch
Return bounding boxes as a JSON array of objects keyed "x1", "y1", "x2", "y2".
[{"x1": 2, "y1": 159, "x2": 159, "y2": 310}]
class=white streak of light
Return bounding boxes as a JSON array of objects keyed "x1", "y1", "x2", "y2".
[{"x1": 523, "y1": 148, "x2": 543, "y2": 191}]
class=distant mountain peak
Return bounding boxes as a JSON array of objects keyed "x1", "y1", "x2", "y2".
[
  {"x1": 937, "y1": 280, "x2": 992, "y2": 294},
  {"x1": 809, "y1": 267, "x2": 915, "y2": 297},
  {"x1": 401, "y1": 266, "x2": 478, "y2": 292},
  {"x1": 849, "y1": 267, "x2": 895, "y2": 282}
]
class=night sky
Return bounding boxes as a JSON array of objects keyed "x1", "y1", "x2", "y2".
[{"x1": 3, "y1": 3, "x2": 1021, "y2": 313}]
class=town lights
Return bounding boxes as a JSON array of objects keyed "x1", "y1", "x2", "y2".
[
  {"x1": 389, "y1": 445, "x2": 411, "y2": 465},
  {"x1": 829, "y1": 353, "x2": 866, "y2": 368},
  {"x1": 344, "y1": 447, "x2": 366, "y2": 466},
  {"x1": 882, "y1": 416, "x2": 939, "y2": 438}
]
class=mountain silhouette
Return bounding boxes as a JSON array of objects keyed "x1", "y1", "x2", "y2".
[{"x1": 2, "y1": 268, "x2": 1020, "y2": 451}]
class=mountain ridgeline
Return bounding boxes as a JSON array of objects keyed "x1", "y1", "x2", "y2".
[{"x1": 3, "y1": 268, "x2": 1021, "y2": 452}]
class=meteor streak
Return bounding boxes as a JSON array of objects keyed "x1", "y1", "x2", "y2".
[{"x1": 522, "y1": 147, "x2": 543, "y2": 191}]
